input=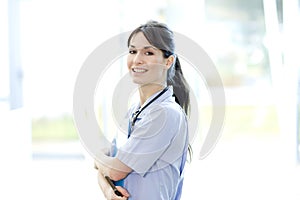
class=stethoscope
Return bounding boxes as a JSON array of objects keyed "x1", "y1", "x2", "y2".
[{"x1": 128, "y1": 86, "x2": 169, "y2": 137}]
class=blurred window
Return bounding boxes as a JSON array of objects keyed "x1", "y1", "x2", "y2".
[
  {"x1": 0, "y1": 0, "x2": 9, "y2": 110},
  {"x1": 205, "y1": 0, "x2": 270, "y2": 87}
]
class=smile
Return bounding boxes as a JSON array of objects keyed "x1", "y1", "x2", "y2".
[{"x1": 132, "y1": 68, "x2": 148, "y2": 73}]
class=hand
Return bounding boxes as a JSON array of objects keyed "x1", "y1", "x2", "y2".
[
  {"x1": 97, "y1": 171, "x2": 130, "y2": 200},
  {"x1": 104, "y1": 185, "x2": 130, "y2": 200}
]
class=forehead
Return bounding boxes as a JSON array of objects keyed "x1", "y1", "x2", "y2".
[{"x1": 129, "y1": 32, "x2": 152, "y2": 47}]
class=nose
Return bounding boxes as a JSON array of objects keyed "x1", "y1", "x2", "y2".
[{"x1": 133, "y1": 52, "x2": 144, "y2": 65}]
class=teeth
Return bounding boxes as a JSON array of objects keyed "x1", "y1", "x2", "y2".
[{"x1": 133, "y1": 68, "x2": 147, "y2": 73}]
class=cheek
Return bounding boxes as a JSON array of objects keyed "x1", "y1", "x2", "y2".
[
  {"x1": 127, "y1": 56, "x2": 132, "y2": 70},
  {"x1": 156, "y1": 59, "x2": 168, "y2": 71}
]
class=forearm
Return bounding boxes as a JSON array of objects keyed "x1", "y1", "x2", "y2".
[
  {"x1": 97, "y1": 170, "x2": 130, "y2": 200},
  {"x1": 95, "y1": 154, "x2": 131, "y2": 181}
]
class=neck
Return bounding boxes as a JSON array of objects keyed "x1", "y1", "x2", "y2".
[{"x1": 138, "y1": 84, "x2": 166, "y2": 106}]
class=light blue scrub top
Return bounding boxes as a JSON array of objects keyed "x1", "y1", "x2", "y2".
[{"x1": 116, "y1": 87, "x2": 189, "y2": 200}]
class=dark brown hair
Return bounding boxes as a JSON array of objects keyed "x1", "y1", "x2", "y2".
[{"x1": 127, "y1": 20, "x2": 190, "y2": 115}]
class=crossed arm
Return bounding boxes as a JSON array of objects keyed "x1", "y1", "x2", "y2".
[
  {"x1": 94, "y1": 152, "x2": 132, "y2": 181},
  {"x1": 94, "y1": 149, "x2": 132, "y2": 199}
]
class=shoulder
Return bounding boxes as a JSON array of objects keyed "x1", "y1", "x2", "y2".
[{"x1": 145, "y1": 101, "x2": 186, "y2": 124}]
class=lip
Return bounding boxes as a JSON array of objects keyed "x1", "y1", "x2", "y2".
[{"x1": 132, "y1": 67, "x2": 148, "y2": 73}]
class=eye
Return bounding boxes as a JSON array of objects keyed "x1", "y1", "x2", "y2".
[
  {"x1": 145, "y1": 51, "x2": 154, "y2": 56},
  {"x1": 129, "y1": 50, "x2": 136, "y2": 54}
]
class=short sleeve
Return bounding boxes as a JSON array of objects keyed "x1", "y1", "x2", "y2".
[{"x1": 116, "y1": 103, "x2": 187, "y2": 176}]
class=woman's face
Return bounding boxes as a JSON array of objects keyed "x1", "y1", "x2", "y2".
[{"x1": 127, "y1": 32, "x2": 171, "y2": 87}]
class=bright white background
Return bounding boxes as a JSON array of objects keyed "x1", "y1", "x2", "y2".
[{"x1": 0, "y1": 0, "x2": 300, "y2": 199}]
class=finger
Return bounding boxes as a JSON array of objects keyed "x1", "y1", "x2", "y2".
[
  {"x1": 115, "y1": 186, "x2": 130, "y2": 198},
  {"x1": 111, "y1": 193, "x2": 128, "y2": 200},
  {"x1": 110, "y1": 191, "x2": 124, "y2": 200}
]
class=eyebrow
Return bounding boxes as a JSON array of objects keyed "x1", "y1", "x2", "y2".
[{"x1": 129, "y1": 45, "x2": 158, "y2": 50}]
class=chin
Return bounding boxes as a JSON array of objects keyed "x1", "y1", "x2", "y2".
[{"x1": 131, "y1": 78, "x2": 144, "y2": 85}]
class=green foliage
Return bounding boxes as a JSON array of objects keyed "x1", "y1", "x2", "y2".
[
  {"x1": 32, "y1": 115, "x2": 78, "y2": 141},
  {"x1": 222, "y1": 105, "x2": 280, "y2": 138},
  {"x1": 199, "y1": 105, "x2": 280, "y2": 139}
]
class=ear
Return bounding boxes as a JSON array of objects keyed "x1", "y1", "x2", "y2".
[{"x1": 165, "y1": 55, "x2": 175, "y2": 70}]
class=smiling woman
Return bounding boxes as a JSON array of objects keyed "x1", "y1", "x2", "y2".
[
  {"x1": 127, "y1": 32, "x2": 174, "y2": 101},
  {"x1": 94, "y1": 21, "x2": 191, "y2": 200}
]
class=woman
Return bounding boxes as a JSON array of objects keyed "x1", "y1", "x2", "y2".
[{"x1": 95, "y1": 20, "x2": 191, "y2": 200}]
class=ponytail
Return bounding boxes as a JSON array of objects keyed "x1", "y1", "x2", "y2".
[
  {"x1": 164, "y1": 53, "x2": 190, "y2": 116},
  {"x1": 165, "y1": 54, "x2": 193, "y2": 161}
]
